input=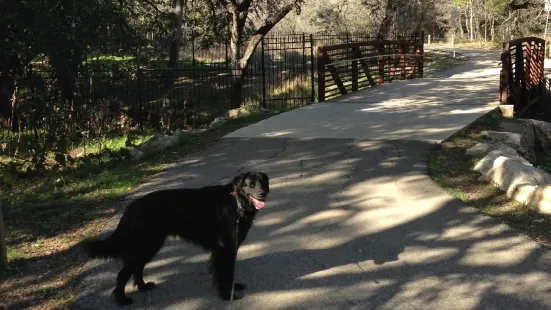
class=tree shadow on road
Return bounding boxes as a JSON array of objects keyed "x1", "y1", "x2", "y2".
[{"x1": 72, "y1": 137, "x2": 551, "y2": 310}]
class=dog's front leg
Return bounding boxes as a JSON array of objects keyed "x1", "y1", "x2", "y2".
[{"x1": 211, "y1": 245, "x2": 242, "y2": 300}]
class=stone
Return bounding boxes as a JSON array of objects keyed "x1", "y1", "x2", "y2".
[
  {"x1": 129, "y1": 149, "x2": 145, "y2": 161},
  {"x1": 473, "y1": 148, "x2": 531, "y2": 176},
  {"x1": 529, "y1": 119, "x2": 551, "y2": 157},
  {"x1": 498, "y1": 105, "x2": 515, "y2": 118},
  {"x1": 513, "y1": 185, "x2": 551, "y2": 215},
  {"x1": 228, "y1": 105, "x2": 265, "y2": 119},
  {"x1": 481, "y1": 126, "x2": 536, "y2": 163},
  {"x1": 209, "y1": 117, "x2": 227, "y2": 128},
  {"x1": 137, "y1": 135, "x2": 179, "y2": 154},
  {"x1": 478, "y1": 156, "x2": 551, "y2": 198},
  {"x1": 466, "y1": 142, "x2": 516, "y2": 157}
]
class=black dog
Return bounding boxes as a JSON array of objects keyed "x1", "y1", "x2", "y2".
[{"x1": 82, "y1": 171, "x2": 269, "y2": 306}]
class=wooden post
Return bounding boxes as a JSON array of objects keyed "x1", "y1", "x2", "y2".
[
  {"x1": 0, "y1": 202, "x2": 7, "y2": 271},
  {"x1": 516, "y1": 44, "x2": 526, "y2": 106},
  {"x1": 351, "y1": 47, "x2": 359, "y2": 91},
  {"x1": 500, "y1": 51, "x2": 511, "y2": 105},
  {"x1": 317, "y1": 46, "x2": 326, "y2": 102},
  {"x1": 399, "y1": 44, "x2": 406, "y2": 80},
  {"x1": 417, "y1": 39, "x2": 424, "y2": 79},
  {"x1": 378, "y1": 43, "x2": 385, "y2": 84}
]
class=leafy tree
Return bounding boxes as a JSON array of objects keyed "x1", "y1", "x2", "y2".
[{"x1": 215, "y1": 0, "x2": 304, "y2": 109}]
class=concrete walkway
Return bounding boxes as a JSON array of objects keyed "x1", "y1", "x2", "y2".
[{"x1": 75, "y1": 48, "x2": 551, "y2": 310}]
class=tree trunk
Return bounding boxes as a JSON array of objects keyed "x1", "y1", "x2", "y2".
[
  {"x1": 469, "y1": 1, "x2": 474, "y2": 42},
  {"x1": 229, "y1": 9, "x2": 246, "y2": 109},
  {"x1": 0, "y1": 75, "x2": 15, "y2": 122},
  {"x1": 491, "y1": 15, "x2": 495, "y2": 41},
  {"x1": 465, "y1": 8, "x2": 470, "y2": 40},
  {"x1": 226, "y1": 0, "x2": 300, "y2": 109},
  {"x1": 378, "y1": 0, "x2": 402, "y2": 38},
  {"x1": 0, "y1": 202, "x2": 7, "y2": 272},
  {"x1": 168, "y1": 0, "x2": 186, "y2": 70}
]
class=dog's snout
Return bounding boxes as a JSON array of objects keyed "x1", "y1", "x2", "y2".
[{"x1": 258, "y1": 192, "x2": 266, "y2": 199}]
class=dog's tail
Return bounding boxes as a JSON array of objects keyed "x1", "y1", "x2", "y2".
[{"x1": 82, "y1": 228, "x2": 124, "y2": 259}]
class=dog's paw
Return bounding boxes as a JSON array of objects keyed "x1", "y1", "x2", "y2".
[
  {"x1": 114, "y1": 294, "x2": 134, "y2": 306},
  {"x1": 138, "y1": 282, "x2": 156, "y2": 292},
  {"x1": 234, "y1": 283, "x2": 246, "y2": 291},
  {"x1": 220, "y1": 290, "x2": 244, "y2": 301}
]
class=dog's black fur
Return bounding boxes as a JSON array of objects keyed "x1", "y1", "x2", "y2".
[{"x1": 82, "y1": 171, "x2": 270, "y2": 306}]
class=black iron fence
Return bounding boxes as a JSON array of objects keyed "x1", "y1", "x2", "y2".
[{"x1": 1, "y1": 31, "x2": 423, "y2": 142}]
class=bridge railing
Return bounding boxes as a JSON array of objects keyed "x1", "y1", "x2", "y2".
[
  {"x1": 500, "y1": 37, "x2": 546, "y2": 116},
  {"x1": 317, "y1": 35, "x2": 424, "y2": 102}
]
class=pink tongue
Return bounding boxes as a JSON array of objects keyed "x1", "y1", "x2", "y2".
[{"x1": 253, "y1": 198, "x2": 265, "y2": 209}]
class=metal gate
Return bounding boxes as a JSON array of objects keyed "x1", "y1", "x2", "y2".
[{"x1": 259, "y1": 34, "x2": 315, "y2": 110}]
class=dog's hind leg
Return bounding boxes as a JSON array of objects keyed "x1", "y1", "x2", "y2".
[
  {"x1": 113, "y1": 266, "x2": 134, "y2": 306},
  {"x1": 133, "y1": 263, "x2": 156, "y2": 292},
  {"x1": 132, "y1": 235, "x2": 164, "y2": 292}
]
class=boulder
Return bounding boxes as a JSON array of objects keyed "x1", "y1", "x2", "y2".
[
  {"x1": 209, "y1": 117, "x2": 227, "y2": 128},
  {"x1": 478, "y1": 156, "x2": 551, "y2": 198},
  {"x1": 529, "y1": 119, "x2": 551, "y2": 157},
  {"x1": 498, "y1": 105, "x2": 515, "y2": 118},
  {"x1": 228, "y1": 105, "x2": 265, "y2": 119},
  {"x1": 466, "y1": 142, "x2": 517, "y2": 157},
  {"x1": 481, "y1": 125, "x2": 536, "y2": 163},
  {"x1": 473, "y1": 148, "x2": 531, "y2": 176},
  {"x1": 512, "y1": 185, "x2": 551, "y2": 215},
  {"x1": 130, "y1": 134, "x2": 179, "y2": 160},
  {"x1": 129, "y1": 149, "x2": 145, "y2": 161}
]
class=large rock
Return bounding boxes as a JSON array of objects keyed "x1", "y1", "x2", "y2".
[
  {"x1": 529, "y1": 119, "x2": 551, "y2": 157},
  {"x1": 129, "y1": 148, "x2": 145, "y2": 161},
  {"x1": 473, "y1": 148, "x2": 531, "y2": 176},
  {"x1": 129, "y1": 134, "x2": 179, "y2": 160},
  {"x1": 481, "y1": 125, "x2": 536, "y2": 163},
  {"x1": 466, "y1": 142, "x2": 517, "y2": 157},
  {"x1": 209, "y1": 117, "x2": 227, "y2": 128},
  {"x1": 478, "y1": 156, "x2": 551, "y2": 197},
  {"x1": 513, "y1": 185, "x2": 551, "y2": 214},
  {"x1": 228, "y1": 105, "x2": 265, "y2": 119}
]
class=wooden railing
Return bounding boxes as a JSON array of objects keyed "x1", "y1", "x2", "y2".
[
  {"x1": 500, "y1": 37, "x2": 546, "y2": 115},
  {"x1": 317, "y1": 38, "x2": 424, "y2": 102}
]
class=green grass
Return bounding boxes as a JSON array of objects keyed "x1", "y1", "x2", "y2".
[
  {"x1": 428, "y1": 111, "x2": 551, "y2": 251},
  {"x1": 0, "y1": 109, "x2": 281, "y2": 308},
  {"x1": 423, "y1": 51, "x2": 469, "y2": 76},
  {"x1": 2, "y1": 110, "x2": 279, "y2": 263}
]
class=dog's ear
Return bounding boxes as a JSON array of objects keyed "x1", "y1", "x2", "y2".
[
  {"x1": 232, "y1": 173, "x2": 245, "y2": 191},
  {"x1": 259, "y1": 172, "x2": 269, "y2": 181}
]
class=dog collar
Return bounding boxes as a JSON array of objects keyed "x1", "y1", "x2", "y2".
[{"x1": 231, "y1": 192, "x2": 244, "y2": 217}]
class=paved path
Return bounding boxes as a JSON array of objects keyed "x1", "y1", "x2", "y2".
[{"x1": 75, "y1": 48, "x2": 551, "y2": 310}]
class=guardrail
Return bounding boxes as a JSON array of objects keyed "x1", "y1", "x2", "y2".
[
  {"x1": 317, "y1": 37, "x2": 424, "y2": 102},
  {"x1": 500, "y1": 37, "x2": 546, "y2": 116}
]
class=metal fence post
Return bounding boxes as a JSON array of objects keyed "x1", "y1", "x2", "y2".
[
  {"x1": 302, "y1": 33, "x2": 307, "y2": 76},
  {"x1": 261, "y1": 37, "x2": 267, "y2": 109},
  {"x1": 0, "y1": 202, "x2": 7, "y2": 272},
  {"x1": 137, "y1": 69, "x2": 144, "y2": 132},
  {"x1": 192, "y1": 37, "x2": 196, "y2": 66},
  {"x1": 310, "y1": 34, "x2": 315, "y2": 102}
]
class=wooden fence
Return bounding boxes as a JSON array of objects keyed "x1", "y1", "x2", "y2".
[
  {"x1": 317, "y1": 38, "x2": 424, "y2": 102},
  {"x1": 500, "y1": 37, "x2": 546, "y2": 116}
]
